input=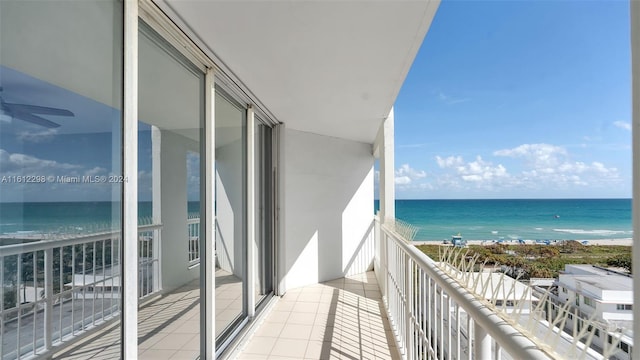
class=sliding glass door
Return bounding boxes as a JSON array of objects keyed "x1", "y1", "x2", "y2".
[
  {"x1": 0, "y1": 1, "x2": 124, "y2": 358},
  {"x1": 255, "y1": 119, "x2": 274, "y2": 308},
  {"x1": 214, "y1": 88, "x2": 247, "y2": 347},
  {"x1": 137, "y1": 21, "x2": 205, "y2": 358}
]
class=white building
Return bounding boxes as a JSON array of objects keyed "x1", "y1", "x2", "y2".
[{"x1": 556, "y1": 264, "x2": 633, "y2": 359}]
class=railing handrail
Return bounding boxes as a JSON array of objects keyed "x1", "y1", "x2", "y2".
[
  {"x1": 380, "y1": 222, "x2": 555, "y2": 360},
  {"x1": 0, "y1": 224, "x2": 163, "y2": 256}
]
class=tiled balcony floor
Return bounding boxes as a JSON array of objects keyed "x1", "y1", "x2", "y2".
[
  {"x1": 52, "y1": 271, "x2": 396, "y2": 360},
  {"x1": 53, "y1": 268, "x2": 242, "y2": 359},
  {"x1": 234, "y1": 271, "x2": 399, "y2": 360}
]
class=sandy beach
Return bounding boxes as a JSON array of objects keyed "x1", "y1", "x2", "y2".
[{"x1": 412, "y1": 238, "x2": 633, "y2": 247}]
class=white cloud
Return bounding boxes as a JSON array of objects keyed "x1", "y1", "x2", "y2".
[
  {"x1": 394, "y1": 164, "x2": 427, "y2": 187},
  {"x1": 494, "y1": 143, "x2": 621, "y2": 188},
  {"x1": 0, "y1": 148, "x2": 81, "y2": 174},
  {"x1": 396, "y1": 164, "x2": 426, "y2": 180},
  {"x1": 613, "y1": 121, "x2": 631, "y2": 131},
  {"x1": 84, "y1": 167, "x2": 107, "y2": 177},
  {"x1": 426, "y1": 144, "x2": 624, "y2": 196},
  {"x1": 395, "y1": 176, "x2": 411, "y2": 185},
  {"x1": 436, "y1": 155, "x2": 464, "y2": 168},
  {"x1": 494, "y1": 143, "x2": 567, "y2": 168},
  {"x1": 17, "y1": 128, "x2": 59, "y2": 143},
  {"x1": 451, "y1": 156, "x2": 509, "y2": 184}
]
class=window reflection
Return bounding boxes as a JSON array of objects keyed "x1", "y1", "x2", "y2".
[
  {"x1": 137, "y1": 22, "x2": 204, "y2": 357},
  {"x1": 215, "y1": 90, "x2": 247, "y2": 342},
  {"x1": 0, "y1": 1, "x2": 123, "y2": 358}
]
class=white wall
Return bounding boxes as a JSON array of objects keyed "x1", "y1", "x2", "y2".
[
  {"x1": 215, "y1": 140, "x2": 245, "y2": 278},
  {"x1": 283, "y1": 129, "x2": 374, "y2": 290},
  {"x1": 1, "y1": 1, "x2": 122, "y2": 109},
  {"x1": 160, "y1": 130, "x2": 199, "y2": 291}
]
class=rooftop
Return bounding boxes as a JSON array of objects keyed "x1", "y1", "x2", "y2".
[{"x1": 559, "y1": 265, "x2": 632, "y2": 292}]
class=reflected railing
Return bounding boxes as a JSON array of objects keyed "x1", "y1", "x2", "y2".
[
  {"x1": 0, "y1": 219, "x2": 188, "y2": 360},
  {"x1": 187, "y1": 215, "x2": 200, "y2": 266}
]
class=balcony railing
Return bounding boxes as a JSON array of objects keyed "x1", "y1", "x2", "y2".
[
  {"x1": 374, "y1": 218, "x2": 554, "y2": 360},
  {"x1": 0, "y1": 223, "x2": 163, "y2": 360},
  {"x1": 187, "y1": 215, "x2": 200, "y2": 266}
]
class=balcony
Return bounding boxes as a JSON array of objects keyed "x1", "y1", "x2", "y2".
[
  {"x1": 0, "y1": 221, "x2": 166, "y2": 359},
  {"x1": 2, "y1": 216, "x2": 629, "y2": 360},
  {"x1": 234, "y1": 271, "x2": 398, "y2": 360}
]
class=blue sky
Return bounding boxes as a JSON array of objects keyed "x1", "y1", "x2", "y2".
[
  {"x1": 393, "y1": 0, "x2": 631, "y2": 199},
  {"x1": 0, "y1": 1, "x2": 631, "y2": 202}
]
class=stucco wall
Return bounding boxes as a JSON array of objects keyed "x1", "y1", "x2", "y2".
[
  {"x1": 215, "y1": 140, "x2": 245, "y2": 278},
  {"x1": 159, "y1": 130, "x2": 200, "y2": 291},
  {"x1": 282, "y1": 129, "x2": 374, "y2": 290}
]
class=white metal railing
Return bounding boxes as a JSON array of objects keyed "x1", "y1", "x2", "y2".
[
  {"x1": 0, "y1": 224, "x2": 161, "y2": 360},
  {"x1": 375, "y1": 218, "x2": 554, "y2": 360},
  {"x1": 187, "y1": 216, "x2": 200, "y2": 266}
]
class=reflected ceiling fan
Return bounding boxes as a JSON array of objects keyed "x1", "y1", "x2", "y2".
[{"x1": 0, "y1": 86, "x2": 74, "y2": 128}]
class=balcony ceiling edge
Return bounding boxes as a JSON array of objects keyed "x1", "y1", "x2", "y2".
[{"x1": 157, "y1": 0, "x2": 439, "y2": 144}]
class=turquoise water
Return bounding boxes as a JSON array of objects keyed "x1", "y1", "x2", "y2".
[
  {"x1": 0, "y1": 199, "x2": 632, "y2": 242},
  {"x1": 0, "y1": 201, "x2": 201, "y2": 238},
  {"x1": 378, "y1": 199, "x2": 632, "y2": 241}
]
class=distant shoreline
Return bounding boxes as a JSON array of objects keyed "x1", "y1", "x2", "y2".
[{"x1": 412, "y1": 238, "x2": 633, "y2": 247}]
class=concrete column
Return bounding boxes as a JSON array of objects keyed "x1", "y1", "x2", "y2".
[
  {"x1": 379, "y1": 108, "x2": 395, "y2": 224},
  {"x1": 474, "y1": 322, "x2": 492, "y2": 360},
  {"x1": 632, "y1": 0, "x2": 640, "y2": 351},
  {"x1": 159, "y1": 131, "x2": 194, "y2": 291}
]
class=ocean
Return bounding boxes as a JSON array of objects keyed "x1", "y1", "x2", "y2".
[
  {"x1": 0, "y1": 199, "x2": 632, "y2": 243},
  {"x1": 0, "y1": 201, "x2": 201, "y2": 242},
  {"x1": 378, "y1": 198, "x2": 632, "y2": 242}
]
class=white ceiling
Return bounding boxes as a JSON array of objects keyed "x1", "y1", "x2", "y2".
[{"x1": 158, "y1": 0, "x2": 439, "y2": 144}]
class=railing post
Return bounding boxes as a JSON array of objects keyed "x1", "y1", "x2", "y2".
[
  {"x1": 153, "y1": 227, "x2": 161, "y2": 292},
  {"x1": 494, "y1": 340, "x2": 502, "y2": 360},
  {"x1": 474, "y1": 321, "x2": 492, "y2": 360},
  {"x1": 44, "y1": 248, "x2": 53, "y2": 350},
  {"x1": 404, "y1": 256, "x2": 412, "y2": 360}
]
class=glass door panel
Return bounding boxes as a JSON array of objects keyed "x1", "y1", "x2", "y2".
[
  {"x1": 214, "y1": 89, "x2": 247, "y2": 345},
  {"x1": 0, "y1": 1, "x2": 124, "y2": 358},
  {"x1": 138, "y1": 21, "x2": 204, "y2": 358},
  {"x1": 255, "y1": 120, "x2": 273, "y2": 307}
]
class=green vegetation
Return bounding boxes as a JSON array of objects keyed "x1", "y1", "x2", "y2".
[{"x1": 415, "y1": 241, "x2": 631, "y2": 279}]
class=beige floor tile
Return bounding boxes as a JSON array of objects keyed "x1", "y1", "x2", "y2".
[
  {"x1": 266, "y1": 310, "x2": 291, "y2": 323},
  {"x1": 171, "y1": 349, "x2": 200, "y2": 359},
  {"x1": 309, "y1": 325, "x2": 331, "y2": 341},
  {"x1": 254, "y1": 321, "x2": 286, "y2": 337},
  {"x1": 270, "y1": 338, "x2": 309, "y2": 358},
  {"x1": 275, "y1": 300, "x2": 296, "y2": 311},
  {"x1": 287, "y1": 311, "x2": 316, "y2": 325},
  {"x1": 174, "y1": 319, "x2": 200, "y2": 334},
  {"x1": 279, "y1": 323, "x2": 313, "y2": 340},
  {"x1": 242, "y1": 336, "x2": 278, "y2": 355},
  {"x1": 236, "y1": 272, "x2": 394, "y2": 360},
  {"x1": 139, "y1": 332, "x2": 169, "y2": 349},
  {"x1": 150, "y1": 333, "x2": 198, "y2": 350},
  {"x1": 181, "y1": 335, "x2": 200, "y2": 351},
  {"x1": 292, "y1": 301, "x2": 320, "y2": 313},
  {"x1": 138, "y1": 349, "x2": 177, "y2": 360},
  {"x1": 236, "y1": 354, "x2": 269, "y2": 360},
  {"x1": 304, "y1": 340, "x2": 333, "y2": 360},
  {"x1": 297, "y1": 292, "x2": 323, "y2": 303}
]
